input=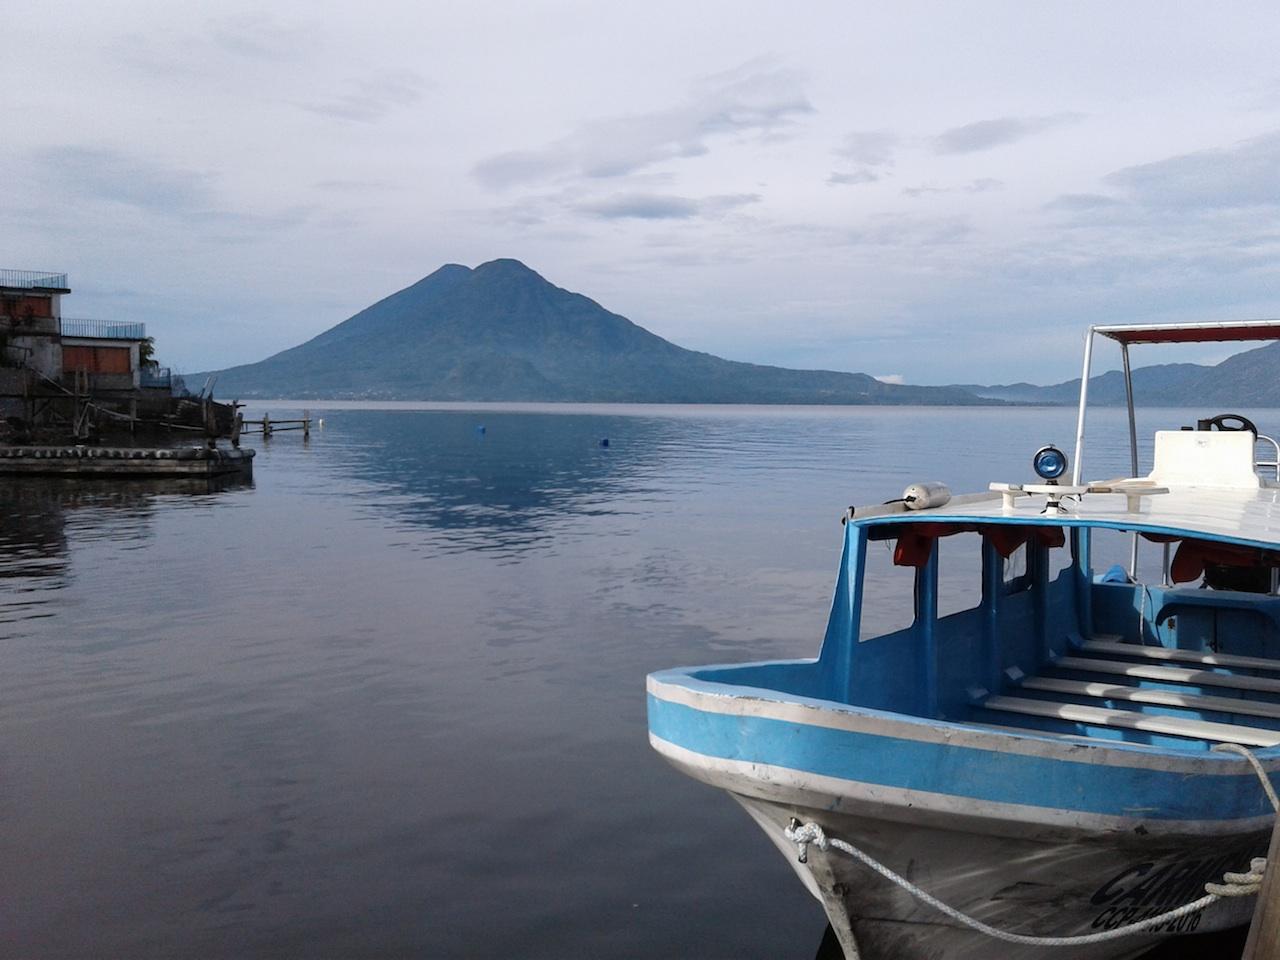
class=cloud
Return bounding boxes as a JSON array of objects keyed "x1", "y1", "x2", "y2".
[
  {"x1": 575, "y1": 192, "x2": 759, "y2": 220},
  {"x1": 836, "y1": 130, "x2": 898, "y2": 167},
  {"x1": 1104, "y1": 130, "x2": 1280, "y2": 210},
  {"x1": 190, "y1": 206, "x2": 315, "y2": 236},
  {"x1": 1045, "y1": 192, "x2": 1124, "y2": 211},
  {"x1": 25, "y1": 145, "x2": 311, "y2": 241},
  {"x1": 828, "y1": 170, "x2": 879, "y2": 186},
  {"x1": 933, "y1": 113, "x2": 1083, "y2": 154},
  {"x1": 1016, "y1": 132, "x2": 1280, "y2": 316},
  {"x1": 827, "y1": 130, "x2": 898, "y2": 187},
  {"x1": 902, "y1": 178, "x2": 1003, "y2": 198},
  {"x1": 114, "y1": 14, "x2": 316, "y2": 79},
  {"x1": 579, "y1": 194, "x2": 698, "y2": 220},
  {"x1": 843, "y1": 214, "x2": 973, "y2": 248},
  {"x1": 474, "y1": 152, "x2": 566, "y2": 190},
  {"x1": 313, "y1": 179, "x2": 394, "y2": 192},
  {"x1": 207, "y1": 13, "x2": 316, "y2": 60},
  {"x1": 31, "y1": 146, "x2": 214, "y2": 213},
  {"x1": 473, "y1": 60, "x2": 812, "y2": 189},
  {"x1": 874, "y1": 373, "x2": 905, "y2": 384},
  {"x1": 300, "y1": 69, "x2": 428, "y2": 123}
]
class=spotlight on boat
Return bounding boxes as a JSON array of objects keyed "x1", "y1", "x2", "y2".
[{"x1": 1032, "y1": 445, "x2": 1068, "y2": 482}]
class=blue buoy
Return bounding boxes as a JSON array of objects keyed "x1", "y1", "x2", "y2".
[
  {"x1": 599, "y1": 438, "x2": 609, "y2": 448},
  {"x1": 476, "y1": 425, "x2": 486, "y2": 435}
]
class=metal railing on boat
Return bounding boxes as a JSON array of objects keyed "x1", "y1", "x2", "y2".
[{"x1": 1258, "y1": 435, "x2": 1280, "y2": 482}]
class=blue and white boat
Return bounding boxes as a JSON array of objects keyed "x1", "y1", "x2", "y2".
[{"x1": 648, "y1": 321, "x2": 1280, "y2": 959}]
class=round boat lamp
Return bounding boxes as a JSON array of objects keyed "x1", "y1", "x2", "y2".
[{"x1": 1032, "y1": 445, "x2": 1068, "y2": 481}]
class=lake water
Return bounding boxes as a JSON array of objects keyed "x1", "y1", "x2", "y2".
[{"x1": 1, "y1": 403, "x2": 1271, "y2": 958}]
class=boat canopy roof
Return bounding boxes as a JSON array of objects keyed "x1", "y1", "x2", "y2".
[
  {"x1": 851, "y1": 485, "x2": 1280, "y2": 552},
  {"x1": 1073, "y1": 319, "x2": 1280, "y2": 485},
  {"x1": 1093, "y1": 319, "x2": 1280, "y2": 345}
]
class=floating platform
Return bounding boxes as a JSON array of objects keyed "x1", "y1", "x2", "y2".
[{"x1": 0, "y1": 445, "x2": 255, "y2": 477}]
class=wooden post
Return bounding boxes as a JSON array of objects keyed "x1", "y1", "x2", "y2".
[
  {"x1": 1243, "y1": 815, "x2": 1280, "y2": 959},
  {"x1": 262, "y1": 412, "x2": 271, "y2": 438},
  {"x1": 303, "y1": 409, "x2": 310, "y2": 439}
]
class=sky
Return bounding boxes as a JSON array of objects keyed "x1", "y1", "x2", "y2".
[{"x1": 4, "y1": 1, "x2": 1280, "y2": 385}]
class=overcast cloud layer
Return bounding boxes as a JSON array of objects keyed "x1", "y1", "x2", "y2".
[{"x1": 4, "y1": 1, "x2": 1280, "y2": 383}]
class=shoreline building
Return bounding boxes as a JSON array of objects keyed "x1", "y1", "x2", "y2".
[{"x1": 0, "y1": 268, "x2": 177, "y2": 436}]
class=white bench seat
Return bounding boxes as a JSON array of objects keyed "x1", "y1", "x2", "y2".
[
  {"x1": 1021, "y1": 676, "x2": 1280, "y2": 722},
  {"x1": 983, "y1": 695, "x2": 1280, "y2": 747},
  {"x1": 1081, "y1": 639, "x2": 1280, "y2": 675},
  {"x1": 1054, "y1": 656, "x2": 1280, "y2": 696}
]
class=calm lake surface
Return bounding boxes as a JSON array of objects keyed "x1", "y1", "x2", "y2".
[{"x1": 1, "y1": 403, "x2": 1271, "y2": 958}]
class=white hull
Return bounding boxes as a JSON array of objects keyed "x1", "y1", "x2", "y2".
[{"x1": 735, "y1": 795, "x2": 1258, "y2": 960}]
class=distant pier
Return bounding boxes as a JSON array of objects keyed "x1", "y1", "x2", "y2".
[{"x1": 235, "y1": 412, "x2": 314, "y2": 439}]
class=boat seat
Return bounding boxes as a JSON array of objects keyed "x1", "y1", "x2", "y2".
[
  {"x1": 1054, "y1": 656, "x2": 1280, "y2": 695},
  {"x1": 1080, "y1": 639, "x2": 1280, "y2": 675},
  {"x1": 1021, "y1": 676, "x2": 1280, "y2": 722},
  {"x1": 983, "y1": 695, "x2": 1280, "y2": 747}
]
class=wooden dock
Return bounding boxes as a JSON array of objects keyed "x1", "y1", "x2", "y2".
[
  {"x1": 1243, "y1": 809, "x2": 1280, "y2": 959},
  {"x1": 0, "y1": 444, "x2": 254, "y2": 477}
]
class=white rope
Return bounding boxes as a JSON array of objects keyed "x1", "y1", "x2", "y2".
[
  {"x1": 1214, "y1": 742, "x2": 1280, "y2": 813},
  {"x1": 784, "y1": 820, "x2": 1229, "y2": 947},
  {"x1": 785, "y1": 821, "x2": 1250, "y2": 945},
  {"x1": 1205, "y1": 859, "x2": 1268, "y2": 898},
  {"x1": 784, "y1": 742, "x2": 1279, "y2": 948}
]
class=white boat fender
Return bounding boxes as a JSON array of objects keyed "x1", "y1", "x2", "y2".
[{"x1": 902, "y1": 482, "x2": 950, "y2": 510}]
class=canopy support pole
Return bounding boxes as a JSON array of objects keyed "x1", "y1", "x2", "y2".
[
  {"x1": 1122, "y1": 342, "x2": 1140, "y2": 578},
  {"x1": 1071, "y1": 328, "x2": 1096, "y2": 486}
]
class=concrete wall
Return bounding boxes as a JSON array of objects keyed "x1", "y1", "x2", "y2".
[{"x1": 1, "y1": 290, "x2": 62, "y2": 379}]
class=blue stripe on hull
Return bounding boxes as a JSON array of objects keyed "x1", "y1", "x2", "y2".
[{"x1": 647, "y1": 693, "x2": 1275, "y2": 822}]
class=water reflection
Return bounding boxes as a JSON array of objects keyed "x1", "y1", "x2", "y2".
[
  {"x1": 0, "y1": 475, "x2": 252, "y2": 634},
  {"x1": 325, "y1": 410, "x2": 685, "y2": 554},
  {"x1": 312, "y1": 404, "x2": 1157, "y2": 554}
]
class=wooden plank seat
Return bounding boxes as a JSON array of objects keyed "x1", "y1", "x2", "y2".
[
  {"x1": 1053, "y1": 656, "x2": 1280, "y2": 696},
  {"x1": 983, "y1": 695, "x2": 1280, "y2": 747},
  {"x1": 1080, "y1": 639, "x2": 1280, "y2": 675},
  {"x1": 1021, "y1": 676, "x2": 1280, "y2": 722}
]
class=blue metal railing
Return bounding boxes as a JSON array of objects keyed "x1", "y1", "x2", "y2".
[
  {"x1": 60, "y1": 318, "x2": 146, "y2": 340},
  {"x1": 140, "y1": 366, "x2": 172, "y2": 389},
  {"x1": 0, "y1": 269, "x2": 68, "y2": 290}
]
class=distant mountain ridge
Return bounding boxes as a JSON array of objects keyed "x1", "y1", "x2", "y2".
[
  {"x1": 202, "y1": 259, "x2": 988, "y2": 404},
  {"x1": 957, "y1": 339, "x2": 1280, "y2": 405},
  {"x1": 201, "y1": 259, "x2": 1278, "y2": 404}
]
